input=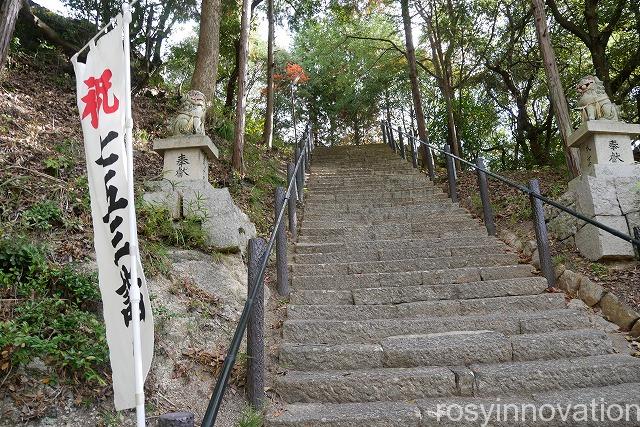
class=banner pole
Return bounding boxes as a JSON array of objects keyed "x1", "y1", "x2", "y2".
[{"x1": 121, "y1": 2, "x2": 145, "y2": 426}]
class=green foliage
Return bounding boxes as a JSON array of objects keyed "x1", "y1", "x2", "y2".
[
  {"x1": 0, "y1": 238, "x2": 107, "y2": 385},
  {"x1": 21, "y1": 201, "x2": 64, "y2": 230},
  {"x1": 590, "y1": 262, "x2": 609, "y2": 278},
  {"x1": 236, "y1": 406, "x2": 263, "y2": 427},
  {"x1": 138, "y1": 203, "x2": 209, "y2": 251}
]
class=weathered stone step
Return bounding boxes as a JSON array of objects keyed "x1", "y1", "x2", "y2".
[
  {"x1": 287, "y1": 294, "x2": 566, "y2": 321},
  {"x1": 294, "y1": 237, "x2": 504, "y2": 254},
  {"x1": 381, "y1": 329, "x2": 614, "y2": 367},
  {"x1": 298, "y1": 228, "x2": 489, "y2": 243},
  {"x1": 282, "y1": 309, "x2": 589, "y2": 344},
  {"x1": 267, "y1": 383, "x2": 640, "y2": 427},
  {"x1": 302, "y1": 203, "x2": 459, "y2": 215},
  {"x1": 275, "y1": 355, "x2": 640, "y2": 404},
  {"x1": 276, "y1": 366, "x2": 457, "y2": 404},
  {"x1": 291, "y1": 253, "x2": 516, "y2": 276},
  {"x1": 291, "y1": 264, "x2": 533, "y2": 290},
  {"x1": 299, "y1": 221, "x2": 480, "y2": 238},
  {"x1": 419, "y1": 383, "x2": 640, "y2": 426},
  {"x1": 309, "y1": 184, "x2": 433, "y2": 194},
  {"x1": 278, "y1": 329, "x2": 614, "y2": 371},
  {"x1": 352, "y1": 277, "x2": 547, "y2": 305},
  {"x1": 290, "y1": 277, "x2": 547, "y2": 306},
  {"x1": 304, "y1": 195, "x2": 451, "y2": 209},
  {"x1": 471, "y1": 354, "x2": 640, "y2": 397},
  {"x1": 293, "y1": 242, "x2": 506, "y2": 264},
  {"x1": 265, "y1": 401, "x2": 422, "y2": 427},
  {"x1": 301, "y1": 212, "x2": 472, "y2": 226}
]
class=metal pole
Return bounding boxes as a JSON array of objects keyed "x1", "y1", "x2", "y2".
[
  {"x1": 287, "y1": 163, "x2": 298, "y2": 240},
  {"x1": 529, "y1": 179, "x2": 555, "y2": 288},
  {"x1": 159, "y1": 412, "x2": 194, "y2": 427},
  {"x1": 444, "y1": 145, "x2": 457, "y2": 203},
  {"x1": 635, "y1": 227, "x2": 640, "y2": 259},
  {"x1": 275, "y1": 186, "x2": 289, "y2": 296},
  {"x1": 295, "y1": 148, "x2": 303, "y2": 202},
  {"x1": 398, "y1": 127, "x2": 406, "y2": 160},
  {"x1": 122, "y1": 4, "x2": 145, "y2": 426},
  {"x1": 476, "y1": 157, "x2": 496, "y2": 236},
  {"x1": 247, "y1": 237, "x2": 266, "y2": 408}
]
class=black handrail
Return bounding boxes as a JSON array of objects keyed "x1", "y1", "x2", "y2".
[
  {"x1": 201, "y1": 125, "x2": 311, "y2": 426},
  {"x1": 382, "y1": 120, "x2": 640, "y2": 252}
]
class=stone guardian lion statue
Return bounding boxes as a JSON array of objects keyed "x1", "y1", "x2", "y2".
[
  {"x1": 575, "y1": 75, "x2": 619, "y2": 123},
  {"x1": 170, "y1": 90, "x2": 206, "y2": 135}
]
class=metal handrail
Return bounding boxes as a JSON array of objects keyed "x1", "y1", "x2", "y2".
[
  {"x1": 382, "y1": 121, "x2": 640, "y2": 252},
  {"x1": 201, "y1": 126, "x2": 311, "y2": 426}
]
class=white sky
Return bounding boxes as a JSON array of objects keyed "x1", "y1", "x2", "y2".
[{"x1": 37, "y1": 0, "x2": 292, "y2": 53}]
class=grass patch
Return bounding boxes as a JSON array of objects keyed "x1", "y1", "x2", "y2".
[{"x1": 236, "y1": 405, "x2": 263, "y2": 427}]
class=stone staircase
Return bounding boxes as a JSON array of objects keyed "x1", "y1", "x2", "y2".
[{"x1": 266, "y1": 144, "x2": 640, "y2": 426}]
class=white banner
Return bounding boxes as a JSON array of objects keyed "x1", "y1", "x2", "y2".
[{"x1": 72, "y1": 15, "x2": 154, "y2": 411}]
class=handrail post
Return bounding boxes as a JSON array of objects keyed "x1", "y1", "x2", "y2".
[
  {"x1": 444, "y1": 144, "x2": 457, "y2": 203},
  {"x1": 398, "y1": 127, "x2": 406, "y2": 160},
  {"x1": 529, "y1": 179, "x2": 555, "y2": 288},
  {"x1": 410, "y1": 136, "x2": 418, "y2": 168},
  {"x1": 388, "y1": 124, "x2": 397, "y2": 153},
  {"x1": 274, "y1": 186, "x2": 289, "y2": 296},
  {"x1": 295, "y1": 148, "x2": 304, "y2": 203},
  {"x1": 246, "y1": 237, "x2": 266, "y2": 409},
  {"x1": 635, "y1": 227, "x2": 640, "y2": 259},
  {"x1": 476, "y1": 157, "x2": 496, "y2": 236},
  {"x1": 381, "y1": 121, "x2": 388, "y2": 147},
  {"x1": 287, "y1": 163, "x2": 298, "y2": 240}
]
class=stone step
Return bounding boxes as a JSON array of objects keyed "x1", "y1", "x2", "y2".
[
  {"x1": 299, "y1": 221, "x2": 481, "y2": 238},
  {"x1": 265, "y1": 401, "x2": 422, "y2": 427},
  {"x1": 290, "y1": 264, "x2": 533, "y2": 290},
  {"x1": 286, "y1": 294, "x2": 566, "y2": 321},
  {"x1": 275, "y1": 355, "x2": 640, "y2": 404},
  {"x1": 351, "y1": 277, "x2": 548, "y2": 305},
  {"x1": 291, "y1": 253, "x2": 517, "y2": 276},
  {"x1": 290, "y1": 277, "x2": 547, "y2": 306},
  {"x1": 278, "y1": 329, "x2": 614, "y2": 371},
  {"x1": 308, "y1": 184, "x2": 433, "y2": 194},
  {"x1": 298, "y1": 228, "x2": 489, "y2": 243},
  {"x1": 282, "y1": 309, "x2": 590, "y2": 344},
  {"x1": 294, "y1": 237, "x2": 505, "y2": 254},
  {"x1": 267, "y1": 383, "x2": 640, "y2": 427},
  {"x1": 302, "y1": 203, "x2": 459, "y2": 215},
  {"x1": 301, "y1": 212, "x2": 472, "y2": 226},
  {"x1": 293, "y1": 242, "x2": 507, "y2": 264},
  {"x1": 304, "y1": 195, "x2": 451, "y2": 209},
  {"x1": 275, "y1": 366, "x2": 458, "y2": 404}
]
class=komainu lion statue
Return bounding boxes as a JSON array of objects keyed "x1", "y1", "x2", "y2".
[
  {"x1": 575, "y1": 75, "x2": 619, "y2": 123},
  {"x1": 170, "y1": 90, "x2": 206, "y2": 135}
]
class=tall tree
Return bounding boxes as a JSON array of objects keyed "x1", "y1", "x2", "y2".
[
  {"x1": 232, "y1": 0, "x2": 250, "y2": 174},
  {"x1": 191, "y1": 0, "x2": 223, "y2": 102},
  {"x1": 530, "y1": 0, "x2": 580, "y2": 177},
  {"x1": 262, "y1": 0, "x2": 275, "y2": 148},
  {"x1": 0, "y1": 0, "x2": 22, "y2": 77},
  {"x1": 400, "y1": 0, "x2": 430, "y2": 170}
]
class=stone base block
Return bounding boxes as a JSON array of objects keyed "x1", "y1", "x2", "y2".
[
  {"x1": 143, "y1": 190, "x2": 182, "y2": 219},
  {"x1": 573, "y1": 175, "x2": 622, "y2": 217},
  {"x1": 153, "y1": 135, "x2": 220, "y2": 183},
  {"x1": 575, "y1": 215, "x2": 634, "y2": 260}
]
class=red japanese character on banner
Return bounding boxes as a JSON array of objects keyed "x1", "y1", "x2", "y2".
[{"x1": 81, "y1": 69, "x2": 120, "y2": 129}]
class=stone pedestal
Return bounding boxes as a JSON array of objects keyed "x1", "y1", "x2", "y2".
[
  {"x1": 143, "y1": 134, "x2": 257, "y2": 254},
  {"x1": 153, "y1": 135, "x2": 219, "y2": 182},
  {"x1": 557, "y1": 121, "x2": 640, "y2": 260}
]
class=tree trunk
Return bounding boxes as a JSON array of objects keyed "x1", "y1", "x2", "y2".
[
  {"x1": 261, "y1": 0, "x2": 275, "y2": 148},
  {"x1": 19, "y1": 0, "x2": 79, "y2": 57},
  {"x1": 530, "y1": 0, "x2": 580, "y2": 178},
  {"x1": 232, "y1": 0, "x2": 250, "y2": 174},
  {"x1": 191, "y1": 0, "x2": 222, "y2": 103},
  {"x1": 225, "y1": 39, "x2": 240, "y2": 110},
  {"x1": 0, "y1": 0, "x2": 22, "y2": 77},
  {"x1": 400, "y1": 0, "x2": 430, "y2": 170}
]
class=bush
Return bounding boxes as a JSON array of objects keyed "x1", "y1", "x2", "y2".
[
  {"x1": 0, "y1": 238, "x2": 108, "y2": 385},
  {"x1": 21, "y1": 201, "x2": 64, "y2": 230}
]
